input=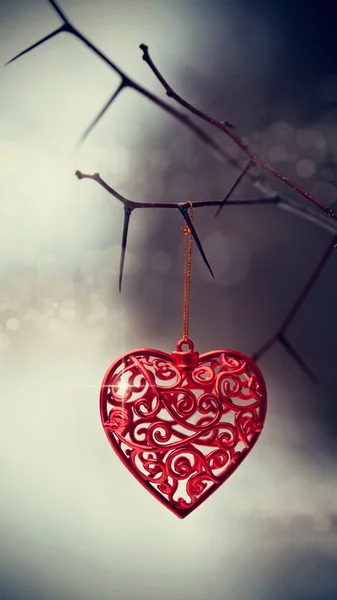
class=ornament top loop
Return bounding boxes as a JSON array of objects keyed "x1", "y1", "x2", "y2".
[
  {"x1": 176, "y1": 338, "x2": 194, "y2": 352},
  {"x1": 171, "y1": 338, "x2": 199, "y2": 371}
]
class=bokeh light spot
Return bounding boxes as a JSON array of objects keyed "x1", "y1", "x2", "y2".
[
  {"x1": 269, "y1": 145, "x2": 287, "y2": 162},
  {"x1": 296, "y1": 159, "x2": 316, "y2": 178},
  {"x1": 6, "y1": 317, "x2": 20, "y2": 331}
]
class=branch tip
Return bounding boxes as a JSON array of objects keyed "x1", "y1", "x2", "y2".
[
  {"x1": 119, "y1": 206, "x2": 134, "y2": 293},
  {"x1": 78, "y1": 82, "x2": 126, "y2": 146},
  {"x1": 215, "y1": 159, "x2": 253, "y2": 218},
  {"x1": 5, "y1": 24, "x2": 69, "y2": 65},
  {"x1": 178, "y1": 205, "x2": 214, "y2": 278},
  {"x1": 278, "y1": 334, "x2": 319, "y2": 385}
]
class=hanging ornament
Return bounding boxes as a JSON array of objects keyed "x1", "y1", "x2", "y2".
[{"x1": 100, "y1": 203, "x2": 267, "y2": 518}]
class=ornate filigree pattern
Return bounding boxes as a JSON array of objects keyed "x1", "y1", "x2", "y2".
[{"x1": 100, "y1": 339, "x2": 267, "y2": 518}]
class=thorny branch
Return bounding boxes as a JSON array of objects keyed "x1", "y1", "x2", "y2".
[
  {"x1": 141, "y1": 44, "x2": 337, "y2": 221},
  {"x1": 7, "y1": 0, "x2": 337, "y2": 384},
  {"x1": 7, "y1": 0, "x2": 337, "y2": 220},
  {"x1": 75, "y1": 171, "x2": 337, "y2": 384},
  {"x1": 6, "y1": 2, "x2": 272, "y2": 197},
  {"x1": 75, "y1": 170, "x2": 278, "y2": 290},
  {"x1": 252, "y1": 234, "x2": 337, "y2": 382}
]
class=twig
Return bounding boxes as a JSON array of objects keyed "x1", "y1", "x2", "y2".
[
  {"x1": 75, "y1": 171, "x2": 337, "y2": 231},
  {"x1": 75, "y1": 171, "x2": 278, "y2": 209},
  {"x1": 6, "y1": 0, "x2": 271, "y2": 197},
  {"x1": 9, "y1": 0, "x2": 336, "y2": 219},
  {"x1": 278, "y1": 334, "x2": 319, "y2": 384},
  {"x1": 6, "y1": 1, "x2": 337, "y2": 386},
  {"x1": 7, "y1": 0, "x2": 336, "y2": 221},
  {"x1": 76, "y1": 169, "x2": 336, "y2": 327},
  {"x1": 215, "y1": 159, "x2": 253, "y2": 217},
  {"x1": 140, "y1": 44, "x2": 337, "y2": 221},
  {"x1": 76, "y1": 170, "x2": 279, "y2": 287},
  {"x1": 252, "y1": 234, "x2": 337, "y2": 379},
  {"x1": 75, "y1": 170, "x2": 336, "y2": 382},
  {"x1": 278, "y1": 199, "x2": 337, "y2": 235},
  {"x1": 6, "y1": 0, "x2": 336, "y2": 218}
]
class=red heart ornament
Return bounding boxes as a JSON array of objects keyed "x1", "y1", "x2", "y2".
[{"x1": 100, "y1": 338, "x2": 267, "y2": 518}]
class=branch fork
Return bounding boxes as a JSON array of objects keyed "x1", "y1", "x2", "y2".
[{"x1": 6, "y1": 0, "x2": 337, "y2": 385}]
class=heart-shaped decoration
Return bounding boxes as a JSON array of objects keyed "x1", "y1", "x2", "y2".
[{"x1": 100, "y1": 338, "x2": 267, "y2": 518}]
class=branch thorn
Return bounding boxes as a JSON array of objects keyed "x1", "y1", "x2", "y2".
[
  {"x1": 119, "y1": 206, "x2": 134, "y2": 293},
  {"x1": 178, "y1": 205, "x2": 214, "y2": 278}
]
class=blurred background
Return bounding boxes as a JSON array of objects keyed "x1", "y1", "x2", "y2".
[{"x1": 1, "y1": 0, "x2": 337, "y2": 599}]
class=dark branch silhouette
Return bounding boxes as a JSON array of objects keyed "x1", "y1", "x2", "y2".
[
  {"x1": 74, "y1": 171, "x2": 337, "y2": 234},
  {"x1": 6, "y1": 0, "x2": 337, "y2": 220},
  {"x1": 215, "y1": 160, "x2": 253, "y2": 218},
  {"x1": 252, "y1": 234, "x2": 337, "y2": 380},
  {"x1": 75, "y1": 170, "x2": 336, "y2": 382},
  {"x1": 278, "y1": 335, "x2": 319, "y2": 384},
  {"x1": 75, "y1": 171, "x2": 279, "y2": 210},
  {"x1": 6, "y1": 0, "x2": 337, "y2": 386},
  {"x1": 140, "y1": 44, "x2": 337, "y2": 221},
  {"x1": 5, "y1": 1, "x2": 270, "y2": 197},
  {"x1": 78, "y1": 82, "x2": 126, "y2": 147}
]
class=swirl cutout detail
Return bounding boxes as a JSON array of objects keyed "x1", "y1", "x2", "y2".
[{"x1": 100, "y1": 340, "x2": 267, "y2": 518}]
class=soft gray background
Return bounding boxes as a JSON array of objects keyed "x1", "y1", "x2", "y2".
[{"x1": 1, "y1": 1, "x2": 337, "y2": 599}]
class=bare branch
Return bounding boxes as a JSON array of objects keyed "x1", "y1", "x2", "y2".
[
  {"x1": 252, "y1": 234, "x2": 337, "y2": 367},
  {"x1": 6, "y1": 2, "x2": 337, "y2": 387},
  {"x1": 75, "y1": 170, "x2": 279, "y2": 209},
  {"x1": 278, "y1": 198, "x2": 337, "y2": 234},
  {"x1": 75, "y1": 171, "x2": 133, "y2": 207},
  {"x1": 75, "y1": 170, "x2": 214, "y2": 279},
  {"x1": 75, "y1": 170, "x2": 337, "y2": 310},
  {"x1": 215, "y1": 159, "x2": 253, "y2": 217},
  {"x1": 278, "y1": 334, "x2": 319, "y2": 384},
  {"x1": 75, "y1": 172, "x2": 337, "y2": 236},
  {"x1": 6, "y1": 1, "x2": 273, "y2": 197},
  {"x1": 141, "y1": 44, "x2": 337, "y2": 221},
  {"x1": 7, "y1": 1, "x2": 336, "y2": 219}
]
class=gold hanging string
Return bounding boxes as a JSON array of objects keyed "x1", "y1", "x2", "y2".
[{"x1": 182, "y1": 202, "x2": 193, "y2": 341}]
